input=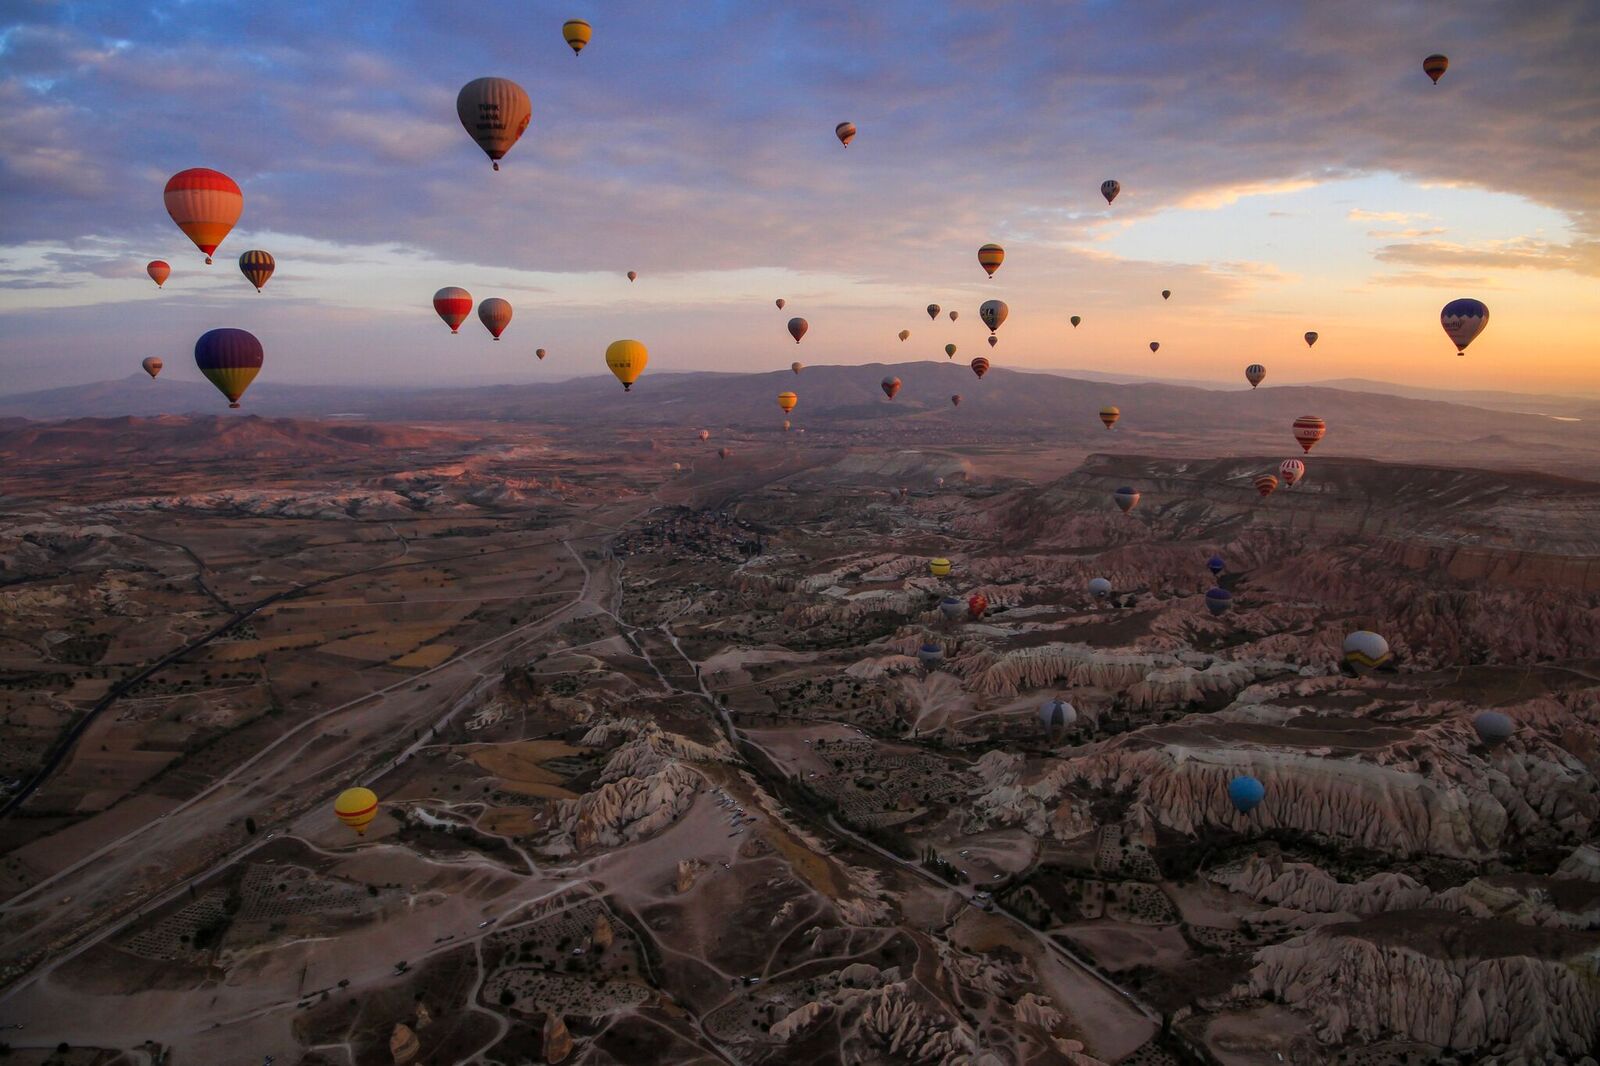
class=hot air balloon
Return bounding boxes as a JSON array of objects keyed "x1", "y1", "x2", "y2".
[
  {"x1": 1473, "y1": 711, "x2": 1514, "y2": 744},
  {"x1": 939, "y1": 596, "x2": 965, "y2": 621},
  {"x1": 1161, "y1": 289, "x2": 1171, "y2": 301},
  {"x1": 1278, "y1": 458, "x2": 1304, "y2": 486},
  {"x1": 456, "y1": 77, "x2": 532, "y2": 170},
  {"x1": 1113, "y1": 486, "x2": 1140, "y2": 513},
  {"x1": 1304, "y1": 331, "x2": 1318, "y2": 348},
  {"x1": 335, "y1": 787, "x2": 379, "y2": 836},
  {"x1": 626, "y1": 270, "x2": 637, "y2": 282},
  {"x1": 898, "y1": 329, "x2": 910, "y2": 342},
  {"x1": 1100, "y1": 180, "x2": 1121, "y2": 204},
  {"x1": 986, "y1": 336, "x2": 997, "y2": 348},
  {"x1": 1207, "y1": 555, "x2": 1224, "y2": 577},
  {"x1": 979, "y1": 299, "x2": 1008, "y2": 335},
  {"x1": 967, "y1": 593, "x2": 987, "y2": 620},
  {"x1": 835, "y1": 121, "x2": 856, "y2": 146},
  {"x1": 433, "y1": 287, "x2": 473, "y2": 334},
  {"x1": 1440, "y1": 298, "x2": 1489, "y2": 354},
  {"x1": 935, "y1": 477, "x2": 945, "y2": 488},
  {"x1": 970, "y1": 357, "x2": 990, "y2": 379},
  {"x1": 918, "y1": 642, "x2": 944, "y2": 668},
  {"x1": 1292, "y1": 415, "x2": 1326, "y2": 453},
  {"x1": 142, "y1": 356, "x2": 163, "y2": 380},
  {"x1": 1149, "y1": 341, "x2": 1160, "y2": 353},
  {"x1": 698, "y1": 429, "x2": 711, "y2": 442},
  {"x1": 238, "y1": 250, "x2": 274, "y2": 292},
  {"x1": 777, "y1": 391, "x2": 798, "y2": 414},
  {"x1": 948, "y1": 310, "x2": 958, "y2": 322},
  {"x1": 479, "y1": 297, "x2": 512, "y2": 340},
  {"x1": 194, "y1": 327, "x2": 263, "y2": 409},
  {"x1": 881, "y1": 376, "x2": 901, "y2": 400},
  {"x1": 606, "y1": 339, "x2": 647, "y2": 391},
  {"x1": 1204, "y1": 587, "x2": 1233, "y2": 617},
  {"x1": 1342, "y1": 631, "x2": 1393, "y2": 675},
  {"x1": 1228, "y1": 776, "x2": 1264, "y2": 815},
  {"x1": 945, "y1": 344, "x2": 957, "y2": 359},
  {"x1": 776, "y1": 298, "x2": 786, "y2": 309},
  {"x1": 1246, "y1": 364, "x2": 1266, "y2": 388},
  {"x1": 929, "y1": 558, "x2": 952, "y2": 577},
  {"x1": 673, "y1": 462, "x2": 682, "y2": 472},
  {"x1": 1039, "y1": 697, "x2": 1076, "y2": 731},
  {"x1": 718, "y1": 446, "x2": 731, "y2": 460},
  {"x1": 562, "y1": 18, "x2": 592, "y2": 54},
  {"x1": 927, "y1": 304, "x2": 941, "y2": 320},
  {"x1": 977, "y1": 244, "x2": 1005, "y2": 278},
  {"x1": 146, "y1": 260, "x2": 171, "y2": 288},
  {"x1": 791, "y1": 361, "x2": 803, "y2": 374},
  {"x1": 951, "y1": 394, "x2": 962, "y2": 407},
  {"x1": 1088, "y1": 577, "x2": 1112, "y2": 600},
  {"x1": 1254, "y1": 473, "x2": 1279, "y2": 497},
  {"x1": 1099, "y1": 405, "x2": 1120, "y2": 429},
  {"x1": 787, "y1": 317, "x2": 808, "y2": 343},
  {"x1": 536, "y1": 348, "x2": 547, "y2": 360},
  {"x1": 783, "y1": 420, "x2": 791, "y2": 432},
  {"x1": 164, "y1": 168, "x2": 242, "y2": 264},
  {"x1": 1423, "y1": 54, "x2": 1449, "y2": 84},
  {"x1": 1070, "y1": 315, "x2": 1081, "y2": 328}
]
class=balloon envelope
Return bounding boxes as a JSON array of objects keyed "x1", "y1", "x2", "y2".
[
  {"x1": 1100, "y1": 179, "x2": 1121, "y2": 204},
  {"x1": 238, "y1": 249, "x2": 274, "y2": 292},
  {"x1": 433, "y1": 287, "x2": 473, "y2": 333},
  {"x1": 1423, "y1": 53, "x2": 1449, "y2": 83},
  {"x1": 1149, "y1": 341, "x2": 1160, "y2": 352},
  {"x1": 1207, "y1": 555, "x2": 1224, "y2": 577},
  {"x1": 1113, "y1": 486, "x2": 1140, "y2": 513},
  {"x1": 951, "y1": 394, "x2": 961, "y2": 407},
  {"x1": 478, "y1": 297, "x2": 512, "y2": 339},
  {"x1": 563, "y1": 18, "x2": 592, "y2": 53},
  {"x1": 1088, "y1": 577, "x2": 1112, "y2": 599},
  {"x1": 1304, "y1": 331, "x2": 1318, "y2": 348},
  {"x1": 835, "y1": 121, "x2": 856, "y2": 146},
  {"x1": 1278, "y1": 458, "x2": 1305, "y2": 486},
  {"x1": 928, "y1": 558, "x2": 952, "y2": 577},
  {"x1": 164, "y1": 168, "x2": 242, "y2": 263},
  {"x1": 948, "y1": 310, "x2": 958, "y2": 321},
  {"x1": 787, "y1": 317, "x2": 808, "y2": 343},
  {"x1": 194, "y1": 327, "x2": 263, "y2": 408},
  {"x1": 1254, "y1": 473, "x2": 1279, "y2": 497},
  {"x1": 1204, "y1": 587, "x2": 1233, "y2": 616},
  {"x1": 1473, "y1": 711, "x2": 1514, "y2": 743},
  {"x1": 1228, "y1": 776, "x2": 1265, "y2": 814},
  {"x1": 927, "y1": 304, "x2": 940, "y2": 320},
  {"x1": 776, "y1": 298, "x2": 786, "y2": 309},
  {"x1": 1246, "y1": 364, "x2": 1266, "y2": 388},
  {"x1": 945, "y1": 344, "x2": 957, "y2": 358},
  {"x1": 606, "y1": 339, "x2": 648, "y2": 390},
  {"x1": 1440, "y1": 298, "x2": 1489, "y2": 354},
  {"x1": 456, "y1": 77, "x2": 532, "y2": 170},
  {"x1": 898, "y1": 329, "x2": 910, "y2": 342},
  {"x1": 791, "y1": 361, "x2": 803, "y2": 374},
  {"x1": 536, "y1": 348, "x2": 547, "y2": 360},
  {"x1": 141, "y1": 356, "x2": 163, "y2": 379},
  {"x1": 1099, "y1": 406, "x2": 1120, "y2": 429},
  {"x1": 918, "y1": 642, "x2": 943, "y2": 666},
  {"x1": 970, "y1": 357, "x2": 990, "y2": 379},
  {"x1": 979, "y1": 299, "x2": 1008, "y2": 333},
  {"x1": 146, "y1": 260, "x2": 171, "y2": 288},
  {"x1": 881, "y1": 376, "x2": 901, "y2": 399},
  {"x1": 1070, "y1": 315, "x2": 1081, "y2": 327},
  {"x1": 1039, "y1": 698, "x2": 1076, "y2": 729},
  {"x1": 977, "y1": 243, "x2": 1005, "y2": 277},
  {"x1": 939, "y1": 596, "x2": 964, "y2": 620},
  {"x1": 335, "y1": 787, "x2": 379, "y2": 835},
  {"x1": 1161, "y1": 289, "x2": 1171, "y2": 300},
  {"x1": 626, "y1": 270, "x2": 637, "y2": 282},
  {"x1": 777, "y1": 391, "x2": 798, "y2": 413},
  {"x1": 1342, "y1": 631, "x2": 1393, "y2": 675},
  {"x1": 1293, "y1": 415, "x2": 1326, "y2": 453}
]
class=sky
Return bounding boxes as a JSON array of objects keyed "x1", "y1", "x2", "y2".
[{"x1": 1, "y1": 0, "x2": 1597, "y2": 396}]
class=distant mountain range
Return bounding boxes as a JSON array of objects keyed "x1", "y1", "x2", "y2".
[{"x1": 2, "y1": 363, "x2": 1595, "y2": 474}]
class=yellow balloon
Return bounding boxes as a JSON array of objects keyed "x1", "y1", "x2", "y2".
[
  {"x1": 334, "y1": 787, "x2": 378, "y2": 836},
  {"x1": 606, "y1": 339, "x2": 648, "y2": 391},
  {"x1": 777, "y1": 391, "x2": 798, "y2": 413},
  {"x1": 929, "y1": 558, "x2": 952, "y2": 577},
  {"x1": 562, "y1": 18, "x2": 592, "y2": 54}
]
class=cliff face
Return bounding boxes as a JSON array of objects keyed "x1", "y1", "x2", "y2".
[{"x1": 1243, "y1": 915, "x2": 1600, "y2": 1059}]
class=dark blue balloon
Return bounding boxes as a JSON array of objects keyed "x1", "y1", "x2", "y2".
[
  {"x1": 1204, "y1": 587, "x2": 1233, "y2": 616},
  {"x1": 1207, "y1": 554, "x2": 1224, "y2": 577},
  {"x1": 1228, "y1": 775, "x2": 1265, "y2": 814}
]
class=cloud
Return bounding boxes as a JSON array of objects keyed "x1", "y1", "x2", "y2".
[
  {"x1": 1348, "y1": 208, "x2": 1427, "y2": 223},
  {"x1": 1177, "y1": 179, "x2": 1321, "y2": 211},
  {"x1": 1375, "y1": 236, "x2": 1600, "y2": 276}
]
